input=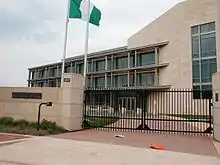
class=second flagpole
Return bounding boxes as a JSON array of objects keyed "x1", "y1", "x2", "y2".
[
  {"x1": 83, "y1": 0, "x2": 90, "y2": 78},
  {"x1": 61, "y1": 0, "x2": 71, "y2": 87}
]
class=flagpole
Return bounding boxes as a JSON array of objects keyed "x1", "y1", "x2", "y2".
[
  {"x1": 61, "y1": 0, "x2": 71, "y2": 87},
  {"x1": 83, "y1": 0, "x2": 90, "y2": 78}
]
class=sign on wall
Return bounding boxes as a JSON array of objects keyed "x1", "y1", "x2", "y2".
[{"x1": 12, "y1": 92, "x2": 42, "y2": 99}]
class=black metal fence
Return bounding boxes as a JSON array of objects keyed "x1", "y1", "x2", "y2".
[{"x1": 83, "y1": 88, "x2": 213, "y2": 135}]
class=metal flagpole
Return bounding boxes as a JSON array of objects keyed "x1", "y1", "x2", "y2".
[
  {"x1": 83, "y1": 0, "x2": 90, "y2": 77},
  {"x1": 61, "y1": 0, "x2": 71, "y2": 87}
]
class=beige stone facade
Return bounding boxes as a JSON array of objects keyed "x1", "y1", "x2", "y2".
[
  {"x1": 213, "y1": 72, "x2": 220, "y2": 141},
  {"x1": 128, "y1": 0, "x2": 219, "y2": 89},
  {"x1": 0, "y1": 74, "x2": 85, "y2": 131}
]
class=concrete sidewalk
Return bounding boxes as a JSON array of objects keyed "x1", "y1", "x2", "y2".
[{"x1": 0, "y1": 137, "x2": 219, "y2": 165}]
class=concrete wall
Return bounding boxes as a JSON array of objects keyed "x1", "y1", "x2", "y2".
[
  {"x1": 213, "y1": 72, "x2": 220, "y2": 141},
  {"x1": 0, "y1": 73, "x2": 85, "y2": 131},
  {"x1": 128, "y1": 0, "x2": 218, "y2": 88}
]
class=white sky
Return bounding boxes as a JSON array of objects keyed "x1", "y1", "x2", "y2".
[{"x1": 0, "y1": 0, "x2": 184, "y2": 87}]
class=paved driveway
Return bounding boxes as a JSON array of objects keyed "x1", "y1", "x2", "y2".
[
  {"x1": 51, "y1": 130, "x2": 218, "y2": 157},
  {"x1": 0, "y1": 137, "x2": 219, "y2": 165}
]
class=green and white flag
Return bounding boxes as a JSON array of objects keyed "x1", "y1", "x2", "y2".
[{"x1": 69, "y1": 0, "x2": 101, "y2": 26}]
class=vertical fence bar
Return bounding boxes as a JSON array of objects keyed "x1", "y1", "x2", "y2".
[{"x1": 209, "y1": 98, "x2": 212, "y2": 134}]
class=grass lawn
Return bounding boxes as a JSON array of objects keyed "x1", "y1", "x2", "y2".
[
  {"x1": 83, "y1": 117, "x2": 118, "y2": 129},
  {"x1": 0, "y1": 117, "x2": 66, "y2": 136}
]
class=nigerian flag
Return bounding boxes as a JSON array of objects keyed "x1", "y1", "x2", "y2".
[{"x1": 69, "y1": 0, "x2": 101, "y2": 26}]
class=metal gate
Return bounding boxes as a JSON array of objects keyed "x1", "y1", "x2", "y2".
[{"x1": 83, "y1": 88, "x2": 213, "y2": 135}]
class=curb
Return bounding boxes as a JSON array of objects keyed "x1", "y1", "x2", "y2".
[
  {"x1": 0, "y1": 133, "x2": 33, "y2": 147},
  {"x1": 0, "y1": 133, "x2": 34, "y2": 138},
  {"x1": 0, "y1": 138, "x2": 29, "y2": 147}
]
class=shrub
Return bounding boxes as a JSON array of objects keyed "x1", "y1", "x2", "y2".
[
  {"x1": 0, "y1": 117, "x2": 14, "y2": 126},
  {"x1": 0, "y1": 117, "x2": 66, "y2": 135},
  {"x1": 14, "y1": 119, "x2": 30, "y2": 128}
]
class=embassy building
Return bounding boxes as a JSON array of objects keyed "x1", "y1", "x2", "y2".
[{"x1": 28, "y1": 0, "x2": 220, "y2": 93}]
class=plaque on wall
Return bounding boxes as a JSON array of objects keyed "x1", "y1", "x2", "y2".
[
  {"x1": 64, "y1": 78, "x2": 71, "y2": 82},
  {"x1": 12, "y1": 92, "x2": 42, "y2": 99}
]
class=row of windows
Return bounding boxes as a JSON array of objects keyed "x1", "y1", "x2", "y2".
[
  {"x1": 31, "y1": 52, "x2": 156, "y2": 79},
  {"x1": 191, "y1": 22, "x2": 217, "y2": 99},
  {"x1": 87, "y1": 72, "x2": 155, "y2": 88}
]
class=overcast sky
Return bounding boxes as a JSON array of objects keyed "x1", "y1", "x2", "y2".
[{"x1": 0, "y1": 0, "x2": 184, "y2": 87}]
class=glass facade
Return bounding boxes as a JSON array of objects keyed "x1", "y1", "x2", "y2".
[
  {"x1": 29, "y1": 46, "x2": 160, "y2": 88},
  {"x1": 191, "y1": 22, "x2": 217, "y2": 98}
]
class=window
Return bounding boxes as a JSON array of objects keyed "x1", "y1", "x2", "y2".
[
  {"x1": 31, "y1": 71, "x2": 36, "y2": 79},
  {"x1": 201, "y1": 33, "x2": 216, "y2": 57},
  {"x1": 76, "y1": 63, "x2": 84, "y2": 74},
  {"x1": 107, "y1": 60, "x2": 112, "y2": 70},
  {"x1": 65, "y1": 66, "x2": 71, "y2": 73},
  {"x1": 193, "y1": 85, "x2": 212, "y2": 99},
  {"x1": 94, "y1": 60, "x2": 105, "y2": 72},
  {"x1": 200, "y1": 22, "x2": 215, "y2": 33},
  {"x1": 130, "y1": 55, "x2": 135, "y2": 67},
  {"x1": 88, "y1": 62, "x2": 92, "y2": 73},
  {"x1": 129, "y1": 73, "x2": 135, "y2": 86},
  {"x1": 94, "y1": 77, "x2": 105, "y2": 88},
  {"x1": 192, "y1": 36, "x2": 199, "y2": 59},
  {"x1": 191, "y1": 26, "x2": 199, "y2": 35},
  {"x1": 107, "y1": 76, "x2": 111, "y2": 87},
  {"x1": 191, "y1": 22, "x2": 216, "y2": 99},
  {"x1": 137, "y1": 72, "x2": 155, "y2": 86},
  {"x1": 192, "y1": 60, "x2": 200, "y2": 83},
  {"x1": 113, "y1": 75, "x2": 128, "y2": 87},
  {"x1": 49, "y1": 68, "x2": 55, "y2": 77},
  {"x1": 201, "y1": 59, "x2": 217, "y2": 83},
  {"x1": 54, "y1": 68, "x2": 58, "y2": 76},
  {"x1": 114, "y1": 57, "x2": 127, "y2": 69},
  {"x1": 87, "y1": 78, "x2": 92, "y2": 87},
  {"x1": 39, "y1": 70, "x2": 45, "y2": 78},
  {"x1": 137, "y1": 52, "x2": 155, "y2": 66},
  {"x1": 58, "y1": 67, "x2": 62, "y2": 76}
]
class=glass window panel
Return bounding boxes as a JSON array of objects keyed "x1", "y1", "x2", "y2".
[
  {"x1": 65, "y1": 66, "x2": 71, "y2": 73},
  {"x1": 201, "y1": 60, "x2": 209, "y2": 83},
  {"x1": 77, "y1": 63, "x2": 84, "y2": 74},
  {"x1": 107, "y1": 77, "x2": 111, "y2": 87},
  {"x1": 192, "y1": 60, "x2": 200, "y2": 83},
  {"x1": 94, "y1": 60, "x2": 105, "y2": 71},
  {"x1": 88, "y1": 62, "x2": 92, "y2": 73},
  {"x1": 210, "y1": 58, "x2": 217, "y2": 77},
  {"x1": 137, "y1": 72, "x2": 155, "y2": 86},
  {"x1": 107, "y1": 60, "x2": 111, "y2": 70},
  {"x1": 87, "y1": 78, "x2": 92, "y2": 87},
  {"x1": 94, "y1": 77, "x2": 105, "y2": 88},
  {"x1": 138, "y1": 52, "x2": 155, "y2": 66},
  {"x1": 113, "y1": 75, "x2": 128, "y2": 87},
  {"x1": 130, "y1": 55, "x2": 135, "y2": 67},
  {"x1": 114, "y1": 57, "x2": 128, "y2": 69},
  {"x1": 191, "y1": 26, "x2": 199, "y2": 35},
  {"x1": 201, "y1": 59, "x2": 217, "y2": 83},
  {"x1": 192, "y1": 36, "x2": 199, "y2": 59},
  {"x1": 129, "y1": 74, "x2": 135, "y2": 86},
  {"x1": 54, "y1": 68, "x2": 58, "y2": 76},
  {"x1": 58, "y1": 67, "x2": 62, "y2": 76},
  {"x1": 201, "y1": 33, "x2": 216, "y2": 57},
  {"x1": 200, "y1": 22, "x2": 215, "y2": 33}
]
